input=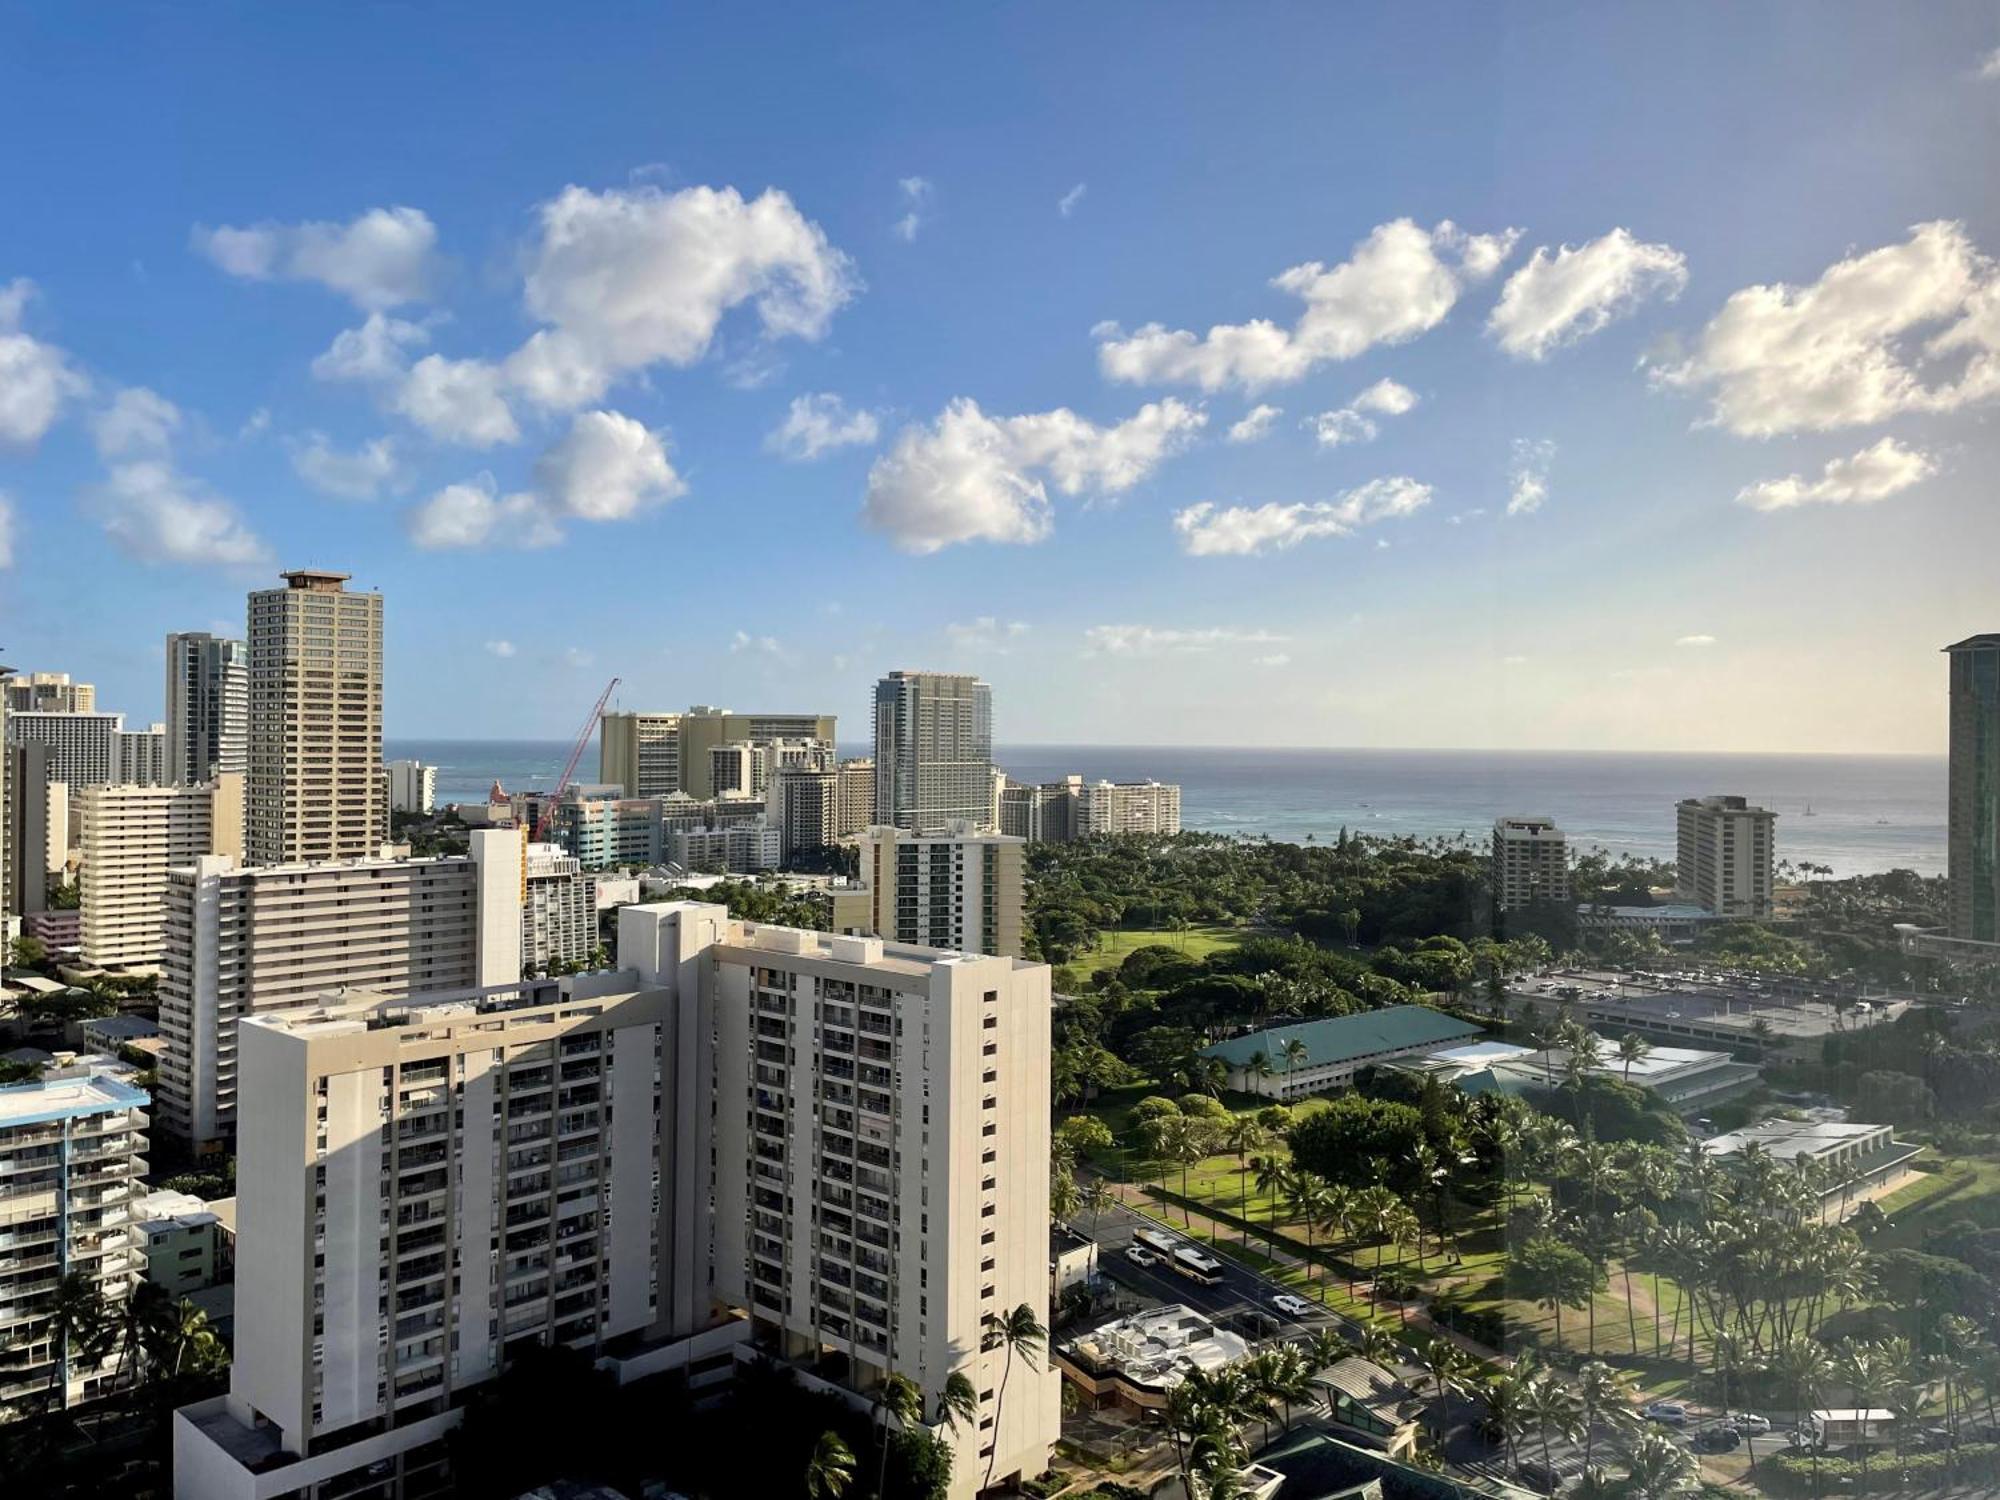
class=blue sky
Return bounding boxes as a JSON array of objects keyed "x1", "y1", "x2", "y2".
[{"x1": 1, "y1": 3, "x2": 1996, "y2": 752}]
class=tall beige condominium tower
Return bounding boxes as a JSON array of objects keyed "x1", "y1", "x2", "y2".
[
  {"x1": 861, "y1": 822, "x2": 1026, "y2": 958},
  {"x1": 1674, "y1": 795, "x2": 1776, "y2": 918},
  {"x1": 247, "y1": 570, "x2": 384, "y2": 865},
  {"x1": 2, "y1": 671, "x2": 95, "y2": 714},
  {"x1": 1492, "y1": 815, "x2": 1569, "y2": 912},
  {"x1": 873, "y1": 671, "x2": 993, "y2": 833},
  {"x1": 77, "y1": 774, "x2": 244, "y2": 970}
]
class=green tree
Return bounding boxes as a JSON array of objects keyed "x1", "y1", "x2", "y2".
[
  {"x1": 871, "y1": 1373, "x2": 922, "y2": 1500},
  {"x1": 806, "y1": 1429, "x2": 856, "y2": 1500},
  {"x1": 981, "y1": 1304, "x2": 1046, "y2": 1493},
  {"x1": 1512, "y1": 1235, "x2": 1603, "y2": 1352}
]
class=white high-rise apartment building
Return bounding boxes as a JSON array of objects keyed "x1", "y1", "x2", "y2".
[
  {"x1": 156, "y1": 830, "x2": 522, "y2": 1153},
  {"x1": 77, "y1": 774, "x2": 244, "y2": 970},
  {"x1": 999, "y1": 776, "x2": 1183, "y2": 842},
  {"x1": 0, "y1": 1062, "x2": 150, "y2": 1418},
  {"x1": 3, "y1": 672, "x2": 95, "y2": 715},
  {"x1": 873, "y1": 671, "x2": 994, "y2": 834},
  {"x1": 1492, "y1": 815, "x2": 1569, "y2": 912},
  {"x1": 114, "y1": 722, "x2": 169, "y2": 786},
  {"x1": 6, "y1": 710, "x2": 126, "y2": 787},
  {"x1": 1675, "y1": 795, "x2": 1777, "y2": 918},
  {"x1": 861, "y1": 823, "x2": 1026, "y2": 958},
  {"x1": 165, "y1": 632, "x2": 248, "y2": 785},
  {"x1": 247, "y1": 569, "x2": 385, "y2": 865},
  {"x1": 523, "y1": 840, "x2": 597, "y2": 972},
  {"x1": 174, "y1": 974, "x2": 671, "y2": 1500},
  {"x1": 386, "y1": 758, "x2": 438, "y2": 815},
  {"x1": 620, "y1": 904, "x2": 1059, "y2": 1499}
]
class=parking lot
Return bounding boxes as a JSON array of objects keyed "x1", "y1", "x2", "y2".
[{"x1": 1510, "y1": 965, "x2": 1913, "y2": 1054}]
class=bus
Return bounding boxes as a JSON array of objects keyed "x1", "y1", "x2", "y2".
[
  {"x1": 1171, "y1": 1246, "x2": 1224, "y2": 1284},
  {"x1": 1134, "y1": 1227, "x2": 1180, "y2": 1256}
]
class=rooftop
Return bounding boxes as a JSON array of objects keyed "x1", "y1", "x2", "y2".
[
  {"x1": 1704, "y1": 1121, "x2": 1890, "y2": 1158},
  {"x1": 1062, "y1": 1304, "x2": 1249, "y2": 1390},
  {"x1": 1256, "y1": 1429, "x2": 1535, "y2": 1500},
  {"x1": 1204, "y1": 1006, "x2": 1484, "y2": 1070},
  {"x1": 0, "y1": 1065, "x2": 149, "y2": 1128}
]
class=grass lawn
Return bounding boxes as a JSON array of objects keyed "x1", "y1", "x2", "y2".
[
  {"x1": 1064, "y1": 923, "x2": 1243, "y2": 980},
  {"x1": 1876, "y1": 1155, "x2": 2000, "y2": 1240}
]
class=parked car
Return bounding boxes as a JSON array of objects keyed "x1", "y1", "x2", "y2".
[
  {"x1": 1696, "y1": 1427, "x2": 1741, "y2": 1453},
  {"x1": 1643, "y1": 1401, "x2": 1689, "y2": 1427},
  {"x1": 1272, "y1": 1294, "x2": 1313, "y2": 1317},
  {"x1": 1124, "y1": 1247, "x2": 1160, "y2": 1268},
  {"x1": 1729, "y1": 1413, "x2": 1773, "y2": 1436}
]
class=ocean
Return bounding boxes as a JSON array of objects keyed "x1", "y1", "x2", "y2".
[{"x1": 385, "y1": 740, "x2": 1949, "y2": 879}]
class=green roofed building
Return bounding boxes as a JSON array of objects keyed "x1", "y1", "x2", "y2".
[{"x1": 1201, "y1": 1004, "x2": 1484, "y2": 1100}]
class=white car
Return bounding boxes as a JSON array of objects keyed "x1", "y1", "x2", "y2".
[
  {"x1": 1643, "y1": 1401, "x2": 1689, "y2": 1427},
  {"x1": 1124, "y1": 1247, "x2": 1161, "y2": 1268},
  {"x1": 1730, "y1": 1414, "x2": 1773, "y2": 1436},
  {"x1": 1271, "y1": 1294, "x2": 1313, "y2": 1317}
]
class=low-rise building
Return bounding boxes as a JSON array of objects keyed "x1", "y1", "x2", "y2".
[
  {"x1": 667, "y1": 817, "x2": 782, "y2": 874},
  {"x1": 1482, "y1": 1033, "x2": 1762, "y2": 1114},
  {"x1": 129, "y1": 1187, "x2": 225, "y2": 1295},
  {"x1": 81, "y1": 1011, "x2": 165, "y2": 1059},
  {"x1": 1703, "y1": 1120, "x2": 1922, "y2": 1211},
  {"x1": 1574, "y1": 902, "x2": 1727, "y2": 944},
  {"x1": 1204, "y1": 1006, "x2": 1487, "y2": 1100},
  {"x1": 1051, "y1": 1224, "x2": 1099, "y2": 1300},
  {"x1": 1056, "y1": 1305, "x2": 1250, "y2": 1412},
  {"x1": 1312, "y1": 1356, "x2": 1424, "y2": 1458}
]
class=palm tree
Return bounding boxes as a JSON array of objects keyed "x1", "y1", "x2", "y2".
[
  {"x1": 1289, "y1": 1173, "x2": 1335, "y2": 1300},
  {"x1": 0, "y1": 1270, "x2": 114, "y2": 1415},
  {"x1": 1836, "y1": 1341, "x2": 1894, "y2": 1497},
  {"x1": 1770, "y1": 1337, "x2": 1831, "y2": 1500},
  {"x1": 1253, "y1": 1155, "x2": 1289, "y2": 1259},
  {"x1": 1522, "y1": 1372, "x2": 1584, "y2": 1495},
  {"x1": 1225, "y1": 1118, "x2": 1267, "y2": 1246},
  {"x1": 871, "y1": 1372, "x2": 922, "y2": 1500},
  {"x1": 146, "y1": 1295, "x2": 222, "y2": 1377},
  {"x1": 1623, "y1": 1426, "x2": 1700, "y2": 1500},
  {"x1": 805, "y1": 1430, "x2": 855, "y2": 1499},
  {"x1": 1279, "y1": 1037, "x2": 1308, "y2": 1095},
  {"x1": 1413, "y1": 1338, "x2": 1475, "y2": 1441},
  {"x1": 1080, "y1": 1180, "x2": 1115, "y2": 1237},
  {"x1": 982, "y1": 1303, "x2": 1046, "y2": 1492},
  {"x1": 1050, "y1": 1169, "x2": 1082, "y2": 1223},
  {"x1": 1616, "y1": 1032, "x2": 1651, "y2": 1086},
  {"x1": 932, "y1": 1370, "x2": 978, "y2": 1434},
  {"x1": 1573, "y1": 1360, "x2": 1637, "y2": 1483}
]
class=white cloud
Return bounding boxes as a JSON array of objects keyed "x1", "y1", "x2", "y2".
[
  {"x1": 766, "y1": 392, "x2": 880, "y2": 460},
  {"x1": 87, "y1": 460, "x2": 271, "y2": 568},
  {"x1": 1059, "y1": 183, "x2": 1088, "y2": 218},
  {"x1": 1675, "y1": 634, "x2": 1717, "y2": 647},
  {"x1": 862, "y1": 396, "x2": 1205, "y2": 552},
  {"x1": 946, "y1": 617, "x2": 1030, "y2": 653},
  {"x1": 533, "y1": 409, "x2": 684, "y2": 522},
  {"x1": 484, "y1": 639, "x2": 517, "y2": 658},
  {"x1": 191, "y1": 206, "x2": 438, "y2": 309},
  {"x1": 91, "y1": 387, "x2": 181, "y2": 458},
  {"x1": 1095, "y1": 218, "x2": 1519, "y2": 392},
  {"x1": 1735, "y1": 436, "x2": 1937, "y2": 512},
  {"x1": 1489, "y1": 229, "x2": 1688, "y2": 359},
  {"x1": 292, "y1": 434, "x2": 401, "y2": 500},
  {"x1": 1507, "y1": 438, "x2": 1555, "y2": 516},
  {"x1": 0, "y1": 493, "x2": 14, "y2": 568},
  {"x1": 729, "y1": 630, "x2": 781, "y2": 655},
  {"x1": 503, "y1": 183, "x2": 858, "y2": 411},
  {"x1": 312, "y1": 312, "x2": 429, "y2": 382},
  {"x1": 1086, "y1": 624, "x2": 1289, "y2": 656},
  {"x1": 1979, "y1": 47, "x2": 2000, "y2": 79},
  {"x1": 893, "y1": 176, "x2": 932, "y2": 242},
  {"x1": 1307, "y1": 377, "x2": 1418, "y2": 448},
  {"x1": 405, "y1": 478, "x2": 560, "y2": 551},
  {"x1": 394, "y1": 355, "x2": 519, "y2": 447},
  {"x1": 0, "y1": 279, "x2": 88, "y2": 447},
  {"x1": 1651, "y1": 220, "x2": 2000, "y2": 435},
  {"x1": 1172, "y1": 475, "x2": 1432, "y2": 557},
  {"x1": 1226, "y1": 404, "x2": 1281, "y2": 443},
  {"x1": 1255, "y1": 652, "x2": 1291, "y2": 668}
]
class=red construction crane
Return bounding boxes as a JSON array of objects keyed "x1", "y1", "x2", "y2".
[{"x1": 533, "y1": 676, "x2": 621, "y2": 841}]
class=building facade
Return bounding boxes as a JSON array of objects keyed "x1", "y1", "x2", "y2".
[
  {"x1": 1945, "y1": 634, "x2": 2000, "y2": 945},
  {"x1": 1492, "y1": 815, "x2": 1569, "y2": 912},
  {"x1": 861, "y1": 823, "x2": 1026, "y2": 958},
  {"x1": 873, "y1": 671, "x2": 993, "y2": 834},
  {"x1": 0, "y1": 1063, "x2": 150, "y2": 1417},
  {"x1": 668, "y1": 819, "x2": 783, "y2": 874},
  {"x1": 6, "y1": 709, "x2": 125, "y2": 787},
  {"x1": 836, "y1": 756, "x2": 877, "y2": 836},
  {"x1": 246, "y1": 569, "x2": 386, "y2": 865},
  {"x1": 523, "y1": 841, "x2": 598, "y2": 973},
  {"x1": 998, "y1": 776, "x2": 1183, "y2": 843},
  {"x1": 1674, "y1": 795, "x2": 1777, "y2": 918},
  {"x1": 113, "y1": 723, "x2": 169, "y2": 787},
  {"x1": 155, "y1": 832, "x2": 521, "y2": 1152},
  {"x1": 77, "y1": 775, "x2": 244, "y2": 970},
  {"x1": 600, "y1": 708, "x2": 838, "y2": 800},
  {"x1": 3, "y1": 740, "x2": 55, "y2": 917},
  {"x1": 386, "y1": 759, "x2": 438, "y2": 816},
  {"x1": 165, "y1": 632, "x2": 248, "y2": 786},
  {"x1": 3, "y1": 672, "x2": 95, "y2": 715}
]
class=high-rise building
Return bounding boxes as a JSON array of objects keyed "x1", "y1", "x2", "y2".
[
  {"x1": 165, "y1": 633, "x2": 248, "y2": 785},
  {"x1": 1946, "y1": 634, "x2": 2000, "y2": 945},
  {"x1": 550, "y1": 788, "x2": 667, "y2": 869},
  {"x1": 156, "y1": 831, "x2": 522, "y2": 1153},
  {"x1": 998, "y1": 776, "x2": 1183, "y2": 842},
  {"x1": 385, "y1": 758, "x2": 438, "y2": 815},
  {"x1": 1492, "y1": 815, "x2": 1569, "y2": 913},
  {"x1": 667, "y1": 818, "x2": 782, "y2": 874},
  {"x1": 600, "y1": 708, "x2": 838, "y2": 800},
  {"x1": 621, "y1": 904, "x2": 1059, "y2": 1497},
  {"x1": 113, "y1": 722, "x2": 169, "y2": 786},
  {"x1": 861, "y1": 823, "x2": 1026, "y2": 957},
  {"x1": 6, "y1": 709, "x2": 126, "y2": 787},
  {"x1": 198, "y1": 975, "x2": 671, "y2": 1494},
  {"x1": 708, "y1": 740, "x2": 766, "y2": 797},
  {"x1": 3, "y1": 741, "x2": 55, "y2": 918},
  {"x1": 873, "y1": 671, "x2": 993, "y2": 834},
  {"x1": 523, "y1": 840, "x2": 597, "y2": 972},
  {"x1": 3, "y1": 671, "x2": 95, "y2": 715},
  {"x1": 768, "y1": 766, "x2": 846, "y2": 863},
  {"x1": 835, "y1": 755, "x2": 876, "y2": 836},
  {"x1": 246, "y1": 569, "x2": 385, "y2": 865},
  {"x1": 0, "y1": 1061, "x2": 150, "y2": 1418},
  {"x1": 1675, "y1": 795, "x2": 1776, "y2": 918},
  {"x1": 78, "y1": 775, "x2": 244, "y2": 969}
]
